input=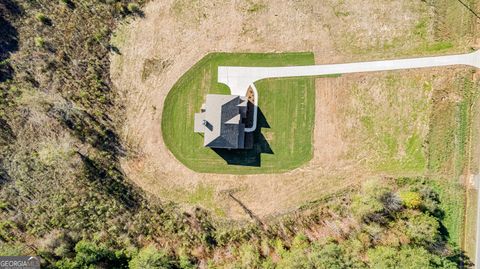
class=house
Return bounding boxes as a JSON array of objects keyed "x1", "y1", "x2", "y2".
[{"x1": 194, "y1": 94, "x2": 248, "y2": 149}]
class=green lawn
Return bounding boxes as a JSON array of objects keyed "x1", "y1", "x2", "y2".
[
  {"x1": 429, "y1": 179, "x2": 466, "y2": 247},
  {"x1": 162, "y1": 53, "x2": 315, "y2": 174}
]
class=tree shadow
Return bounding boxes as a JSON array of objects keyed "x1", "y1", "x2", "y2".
[
  {"x1": 0, "y1": 0, "x2": 20, "y2": 82},
  {"x1": 108, "y1": 45, "x2": 122, "y2": 55},
  {"x1": 0, "y1": 159, "x2": 10, "y2": 185},
  {"x1": 0, "y1": 0, "x2": 22, "y2": 16},
  {"x1": 0, "y1": 116, "x2": 14, "y2": 187},
  {"x1": 0, "y1": 62, "x2": 14, "y2": 82},
  {"x1": 0, "y1": 118, "x2": 15, "y2": 146},
  {"x1": 133, "y1": 10, "x2": 145, "y2": 18},
  {"x1": 62, "y1": 0, "x2": 76, "y2": 9},
  {"x1": 212, "y1": 106, "x2": 273, "y2": 167},
  {"x1": 48, "y1": 101, "x2": 125, "y2": 157},
  {"x1": 78, "y1": 152, "x2": 141, "y2": 211},
  {"x1": 447, "y1": 248, "x2": 474, "y2": 268}
]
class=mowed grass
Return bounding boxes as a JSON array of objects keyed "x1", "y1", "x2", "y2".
[{"x1": 162, "y1": 53, "x2": 315, "y2": 174}]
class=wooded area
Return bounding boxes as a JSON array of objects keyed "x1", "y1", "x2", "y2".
[{"x1": 0, "y1": 0, "x2": 475, "y2": 268}]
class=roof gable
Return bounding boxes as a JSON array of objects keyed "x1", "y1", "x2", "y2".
[{"x1": 196, "y1": 94, "x2": 246, "y2": 149}]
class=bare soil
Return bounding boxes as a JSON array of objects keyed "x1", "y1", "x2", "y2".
[{"x1": 111, "y1": 0, "x2": 462, "y2": 220}]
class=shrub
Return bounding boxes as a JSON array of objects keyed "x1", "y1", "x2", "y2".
[
  {"x1": 367, "y1": 246, "x2": 431, "y2": 269},
  {"x1": 55, "y1": 240, "x2": 129, "y2": 268},
  {"x1": 35, "y1": 13, "x2": 49, "y2": 24},
  {"x1": 291, "y1": 234, "x2": 309, "y2": 250},
  {"x1": 129, "y1": 246, "x2": 176, "y2": 269},
  {"x1": 310, "y1": 243, "x2": 345, "y2": 269},
  {"x1": 351, "y1": 180, "x2": 391, "y2": 221},
  {"x1": 404, "y1": 214, "x2": 440, "y2": 245},
  {"x1": 127, "y1": 3, "x2": 140, "y2": 13},
  {"x1": 34, "y1": 37, "x2": 45, "y2": 48},
  {"x1": 0, "y1": 221, "x2": 17, "y2": 241},
  {"x1": 399, "y1": 191, "x2": 422, "y2": 209},
  {"x1": 238, "y1": 244, "x2": 261, "y2": 268},
  {"x1": 59, "y1": 0, "x2": 74, "y2": 8}
]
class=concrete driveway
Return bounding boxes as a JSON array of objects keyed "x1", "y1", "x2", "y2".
[{"x1": 218, "y1": 50, "x2": 480, "y2": 132}]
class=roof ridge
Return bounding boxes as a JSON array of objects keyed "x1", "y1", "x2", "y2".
[{"x1": 225, "y1": 114, "x2": 241, "y2": 125}]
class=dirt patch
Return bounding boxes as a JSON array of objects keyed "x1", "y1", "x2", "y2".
[{"x1": 111, "y1": 0, "x2": 469, "y2": 220}]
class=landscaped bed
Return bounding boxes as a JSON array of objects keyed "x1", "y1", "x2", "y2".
[{"x1": 162, "y1": 53, "x2": 315, "y2": 174}]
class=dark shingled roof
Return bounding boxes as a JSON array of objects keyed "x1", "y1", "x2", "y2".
[{"x1": 194, "y1": 94, "x2": 247, "y2": 149}]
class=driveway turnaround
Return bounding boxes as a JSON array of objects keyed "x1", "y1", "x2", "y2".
[{"x1": 218, "y1": 50, "x2": 480, "y2": 132}]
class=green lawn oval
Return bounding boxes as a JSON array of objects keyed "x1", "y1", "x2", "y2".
[{"x1": 161, "y1": 53, "x2": 315, "y2": 174}]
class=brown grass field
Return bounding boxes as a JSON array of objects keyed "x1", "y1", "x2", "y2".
[{"x1": 111, "y1": 0, "x2": 478, "y2": 225}]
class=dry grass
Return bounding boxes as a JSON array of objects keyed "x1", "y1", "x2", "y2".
[{"x1": 111, "y1": 0, "x2": 476, "y2": 220}]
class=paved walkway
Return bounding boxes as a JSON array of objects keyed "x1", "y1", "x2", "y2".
[{"x1": 218, "y1": 50, "x2": 480, "y2": 132}]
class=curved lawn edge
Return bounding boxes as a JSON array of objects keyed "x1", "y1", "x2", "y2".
[{"x1": 161, "y1": 52, "x2": 315, "y2": 174}]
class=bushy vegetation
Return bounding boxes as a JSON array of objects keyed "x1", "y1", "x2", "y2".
[
  {"x1": 0, "y1": 0, "x2": 201, "y2": 266},
  {"x1": 3, "y1": 177, "x2": 465, "y2": 268},
  {"x1": 0, "y1": 0, "x2": 475, "y2": 268}
]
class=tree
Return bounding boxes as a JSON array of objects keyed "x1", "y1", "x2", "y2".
[
  {"x1": 178, "y1": 248, "x2": 195, "y2": 269},
  {"x1": 38, "y1": 230, "x2": 75, "y2": 258},
  {"x1": 35, "y1": 13, "x2": 49, "y2": 24},
  {"x1": 238, "y1": 243, "x2": 261, "y2": 268},
  {"x1": 34, "y1": 37, "x2": 45, "y2": 48},
  {"x1": 275, "y1": 249, "x2": 310, "y2": 269},
  {"x1": 351, "y1": 179, "x2": 393, "y2": 222},
  {"x1": 129, "y1": 246, "x2": 175, "y2": 269},
  {"x1": 127, "y1": 3, "x2": 140, "y2": 13},
  {"x1": 351, "y1": 193, "x2": 384, "y2": 221},
  {"x1": 0, "y1": 243, "x2": 27, "y2": 256},
  {"x1": 309, "y1": 242, "x2": 365, "y2": 269},
  {"x1": 275, "y1": 235, "x2": 311, "y2": 269},
  {"x1": 380, "y1": 192, "x2": 403, "y2": 213},
  {"x1": 399, "y1": 191, "x2": 423, "y2": 209},
  {"x1": 55, "y1": 240, "x2": 129, "y2": 269},
  {"x1": 367, "y1": 246, "x2": 432, "y2": 269},
  {"x1": 404, "y1": 213, "x2": 440, "y2": 245},
  {"x1": 367, "y1": 246, "x2": 399, "y2": 268}
]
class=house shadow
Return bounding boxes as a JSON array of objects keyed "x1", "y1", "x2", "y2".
[{"x1": 211, "y1": 106, "x2": 273, "y2": 167}]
